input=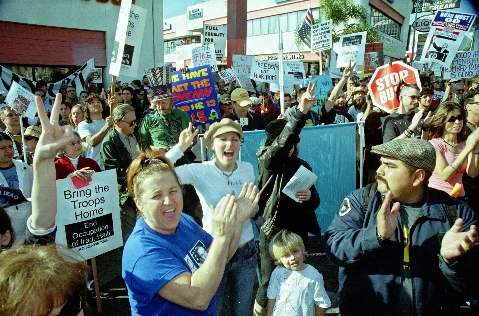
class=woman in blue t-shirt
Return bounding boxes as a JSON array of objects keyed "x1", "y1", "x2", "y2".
[{"x1": 122, "y1": 150, "x2": 259, "y2": 315}]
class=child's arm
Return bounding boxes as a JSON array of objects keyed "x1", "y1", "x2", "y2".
[
  {"x1": 315, "y1": 305, "x2": 326, "y2": 316},
  {"x1": 266, "y1": 299, "x2": 276, "y2": 316}
]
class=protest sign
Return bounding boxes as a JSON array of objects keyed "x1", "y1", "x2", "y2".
[
  {"x1": 109, "y1": 0, "x2": 132, "y2": 76},
  {"x1": 0, "y1": 58, "x2": 95, "y2": 99},
  {"x1": 203, "y1": 24, "x2": 227, "y2": 59},
  {"x1": 336, "y1": 32, "x2": 367, "y2": 68},
  {"x1": 284, "y1": 60, "x2": 306, "y2": 83},
  {"x1": 449, "y1": 50, "x2": 479, "y2": 80},
  {"x1": 145, "y1": 65, "x2": 173, "y2": 88},
  {"x1": 311, "y1": 20, "x2": 332, "y2": 52},
  {"x1": 5, "y1": 81, "x2": 37, "y2": 119},
  {"x1": 420, "y1": 11, "x2": 476, "y2": 67},
  {"x1": 192, "y1": 44, "x2": 218, "y2": 72},
  {"x1": 250, "y1": 60, "x2": 279, "y2": 83},
  {"x1": 91, "y1": 68, "x2": 103, "y2": 83},
  {"x1": 121, "y1": 4, "x2": 147, "y2": 77},
  {"x1": 368, "y1": 61, "x2": 422, "y2": 113},
  {"x1": 55, "y1": 169, "x2": 123, "y2": 260},
  {"x1": 308, "y1": 74, "x2": 333, "y2": 113},
  {"x1": 218, "y1": 68, "x2": 238, "y2": 84},
  {"x1": 363, "y1": 43, "x2": 384, "y2": 77},
  {"x1": 171, "y1": 65, "x2": 220, "y2": 126},
  {"x1": 232, "y1": 54, "x2": 256, "y2": 92}
]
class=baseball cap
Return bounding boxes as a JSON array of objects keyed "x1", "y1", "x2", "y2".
[{"x1": 231, "y1": 88, "x2": 252, "y2": 107}]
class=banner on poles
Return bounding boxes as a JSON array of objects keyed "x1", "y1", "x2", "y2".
[
  {"x1": 203, "y1": 24, "x2": 227, "y2": 60},
  {"x1": 5, "y1": 82, "x2": 36, "y2": 119},
  {"x1": 311, "y1": 20, "x2": 332, "y2": 52},
  {"x1": 192, "y1": 44, "x2": 218, "y2": 72},
  {"x1": 232, "y1": 54, "x2": 256, "y2": 92},
  {"x1": 336, "y1": 32, "x2": 367, "y2": 68},
  {"x1": 218, "y1": 68, "x2": 238, "y2": 84},
  {"x1": 0, "y1": 59, "x2": 95, "y2": 99},
  {"x1": 55, "y1": 169, "x2": 123, "y2": 260},
  {"x1": 171, "y1": 65, "x2": 220, "y2": 126},
  {"x1": 449, "y1": 50, "x2": 479, "y2": 80}
]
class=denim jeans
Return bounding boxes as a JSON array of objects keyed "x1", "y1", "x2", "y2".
[{"x1": 215, "y1": 239, "x2": 258, "y2": 316}]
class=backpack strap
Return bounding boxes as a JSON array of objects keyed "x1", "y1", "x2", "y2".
[
  {"x1": 442, "y1": 203, "x2": 458, "y2": 226},
  {"x1": 361, "y1": 182, "x2": 378, "y2": 212}
]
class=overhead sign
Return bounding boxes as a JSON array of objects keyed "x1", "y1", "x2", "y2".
[
  {"x1": 336, "y1": 31, "x2": 367, "y2": 68},
  {"x1": 449, "y1": 50, "x2": 479, "y2": 80},
  {"x1": 311, "y1": 20, "x2": 332, "y2": 52},
  {"x1": 368, "y1": 61, "x2": 422, "y2": 113},
  {"x1": 412, "y1": 15, "x2": 434, "y2": 33},
  {"x1": 189, "y1": 7, "x2": 203, "y2": 19},
  {"x1": 192, "y1": 44, "x2": 218, "y2": 72},
  {"x1": 412, "y1": 0, "x2": 461, "y2": 13},
  {"x1": 203, "y1": 24, "x2": 227, "y2": 60},
  {"x1": 55, "y1": 169, "x2": 123, "y2": 260},
  {"x1": 171, "y1": 65, "x2": 220, "y2": 126}
]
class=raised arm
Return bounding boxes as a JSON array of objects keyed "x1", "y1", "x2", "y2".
[
  {"x1": 325, "y1": 62, "x2": 354, "y2": 112},
  {"x1": 31, "y1": 94, "x2": 76, "y2": 230},
  {"x1": 83, "y1": 117, "x2": 113, "y2": 147}
]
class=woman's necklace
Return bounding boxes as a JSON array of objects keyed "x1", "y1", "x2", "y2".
[
  {"x1": 215, "y1": 162, "x2": 238, "y2": 186},
  {"x1": 442, "y1": 137, "x2": 457, "y2": 148}
]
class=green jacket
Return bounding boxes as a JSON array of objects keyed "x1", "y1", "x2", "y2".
[{"x1": 101, "y1": 129, "x2": 133, "y2": 205}]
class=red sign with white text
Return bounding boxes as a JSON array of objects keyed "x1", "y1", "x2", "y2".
[{"x1": 368, "y1": 61, "x2": 422, "y2": 113}]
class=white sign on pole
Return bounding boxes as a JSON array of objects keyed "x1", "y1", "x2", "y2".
[
  {"x1": 218, "y1": 68, "x2": 239, "y2": 84},
  {"x1": 192, "y1": 44, "x2": 218, "y2": 72},
  {"x1": 203, "y1": 24, "x2": 227, "y2": 59},
  {"x1": 335, "y1": 31, "x2": 367, "y2": 68},
  {"x1": 449, "y1": 50, "x2": 479, "y2": 80},
  {"x1": 250, "y1": 60, "x2": 279, "y2": 83},
  {"x1": 5, "y1": 82, "x2": 36, "y2": 119},
  {"x1": 232, "y1": 54, "x2": 256, "y2": 92},
  {"x1": 55, "y1": 169, "x2": 123, "y2": 260},
  {"x1": 120, "y1": 4, "x2": 147, "y2": 77},
  {"x1": 311, "y1": 20, "x2": 332, "y2": 52},
  {"x1": 109, "y1": 0, "x2": 132, "y2": 76}
]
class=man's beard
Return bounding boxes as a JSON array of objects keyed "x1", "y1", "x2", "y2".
[{"x1": 353, "y1": 98, "x2": 366, "y2": 111}]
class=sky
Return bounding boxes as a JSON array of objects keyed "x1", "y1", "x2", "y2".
[{"x1": 163, "y1": 0, "x2": 203, "y2": 18}]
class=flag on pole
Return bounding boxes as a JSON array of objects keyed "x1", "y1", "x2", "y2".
[{"x1": 298, "y1": 8, "x2": 314, "y2": 47}]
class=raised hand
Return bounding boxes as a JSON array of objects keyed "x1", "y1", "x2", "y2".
[
  {"x1": 440, "y1": 218, "x2": 478, "y2": 263},
  {"x1": 34, "y1": 93, "x2": 75, "y2": 162},
  {"x1": 376, "y1": 192, "x2": 401, "y2": 240},
  {"x1": 71, "y1": 167, "x2": 95, "y2": 181},
  {"x1": 178, "y1": 122, "x2": 199, "y2": 151},
  {"x1": 212, "y1": 194, "x2": 238, "y2": 238},
  {"x1": 298, "y1": 82, "x2": 316, "y2": 114},
  {"x1": 236, "y1": 183, "x2": 260, "y2": 222},
  {"x1": 409, "y1": 109, "x2": 425, "y2": 131},
  {"x1": 343, "y1": 60, "x2": 356, "y2": 79}
]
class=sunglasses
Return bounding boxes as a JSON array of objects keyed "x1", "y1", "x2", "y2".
[
  {"x1": 447, "y1": 115, "x2": 463, "y2": 123},
  {"x1": 24, "y1": 136, "x2": 38, "y2": 141}
]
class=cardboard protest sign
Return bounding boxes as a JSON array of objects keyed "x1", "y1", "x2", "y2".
[
  {"x1": 218, "y1": 68, "x2": 238, "y2": 84},
  {"x1": 310, "y1": 75, "x2": 333, "y2": 102},
  {"x1": 250, "y1": 60, "x2": 279, "y2": 83},
  {"x1": 232, "y1": 54, "x2": 256, "y2": 92},
  {"x1": 5, "y1": 81, "x2": 36, "y2": 119},
  {"x1": 368, "y1": 61, "x2": 422, "y2": 113},
  {"x1": 311, "y1": 20, "x2": 332, "y2": 52},
  {"x1": 55, "y1": 169, "x2": 123, "y2": 260},
  {"x1": 363, "y1": 43, "x2": 384, "y2": 77},
  {"x1": 449, "y1": 50, "x2": 479, "y2": 80},
  {"x1": 336, "y1": 32, "x2": 367, "y2": 68},
  {"x1": 0, "y1": 59, "x2": 95, "y2": 100},
  {"x1": 145, "y1": 65, "x2": 174, "y2": 88},
  {"x1": 284, "y1": 61, "x2": 306, "y2": 83},
  {"x1": 109, "y1": 0, "x2": 132, "y2": 76},
  {"x1": 91, "y1": 68, "x2": 103, "y2": 84},
  {"x1": 203, "y1": 24, "x2": 227, "y2": 59},
  {"x1": 420, "y1": 11, "x2": 476, "y2": 67},
  {"x1": 192, "y1": 44, "x2": 218, "y2": 72},
  {"x1": 121, "y1": 4, "x2": 147, "y2": 77},
  {"x1": 171, "y1": 65, "x2": 220, "y2": 126}
]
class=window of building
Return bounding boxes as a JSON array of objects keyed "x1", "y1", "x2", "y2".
[
  {"x1": 269, "y1": 16, "x2": 279, "y2": 33},
  {"x1": 370, "y1": 7, "x2": 401, "y2": 40},
  {"x1": 287, "y1": 11, "x2": 298, "y2": 32},
  {"x1": 279, "y1": 13, "x2": 288, "y2": 32},
  {"x1": 247, "y1": 20, "x2": 253, "y2": 36},
  {"x1": 252, "y1": 18, "x2": 261, "y2": 36},
  {"x1": 260, "y1": 17, "x2": 269, "y2": 35}
]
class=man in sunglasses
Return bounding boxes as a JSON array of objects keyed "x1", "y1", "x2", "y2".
[{"x1": 382, "y1": 84, "x2": 427, "y2": 143}]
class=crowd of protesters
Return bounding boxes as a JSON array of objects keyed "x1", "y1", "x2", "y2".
[{"x1": 0, "y1": 60, "x2": 478, "y2": 316}]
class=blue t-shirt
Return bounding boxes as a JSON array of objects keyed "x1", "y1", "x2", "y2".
[
  {"x1": 122, "y1": 214, "x2": 215, "y2": 316},
  {"x1": 0, "y1": 164, "x2": 19, "y2": 189}
]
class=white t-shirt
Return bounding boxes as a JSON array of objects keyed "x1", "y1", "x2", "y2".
[
  {"x1": 267, "y1": 264, "x2": 331, "y2": 316},
  {"x1": 175, "y1": 160, "x2": 255, "y2": 246},
  {"x1": 77, "y1": 119, "x2": 106, "y2": 169}
]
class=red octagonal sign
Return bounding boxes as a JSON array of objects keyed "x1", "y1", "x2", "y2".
[{"x1": 368, "y1": 61, "x2": 422, "y2": 113}]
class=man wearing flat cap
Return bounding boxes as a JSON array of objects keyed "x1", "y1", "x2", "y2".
[
  {"x1": 137, "y1": 90, "x2": 194, "y2": 164},
  {"x1": 325, "y1": 138, "x2": 478, "y2": 316}
]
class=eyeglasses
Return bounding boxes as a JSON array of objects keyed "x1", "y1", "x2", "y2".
[
  {"x1": 404, "y1": 95, "x2": 419, "y2": 100},
  {"x1": 6, "y1": 112, "x2": 19, "y2": 118},
  {"x1": 447, "y1": 115, "x2": 463, "y2": 123},
  {"x1": 122, "y1": 120, "x2": 137, "y2": 127}
]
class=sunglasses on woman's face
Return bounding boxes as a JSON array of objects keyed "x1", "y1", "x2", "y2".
[{"x1": 447, "y1": 115, "x2": 463, "y2": 123}]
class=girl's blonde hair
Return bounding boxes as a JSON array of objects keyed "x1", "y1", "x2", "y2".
[{"x1": 269, "y1": 230, "x2": 306, "y2": 261}]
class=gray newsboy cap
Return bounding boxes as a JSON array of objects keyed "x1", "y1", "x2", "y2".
[{"x1": 371, "y1": 138, "x2": 436, "y2": 172}]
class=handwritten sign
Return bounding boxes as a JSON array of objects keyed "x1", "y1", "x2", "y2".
[
  {"x1": 218, "y1": 68, "x2": 239, "y2": 84},
  {"x1": 192, "y1": 44, "x2": 218, "y2": 72},
  {"x1": 171, "y1": 65, "x2": 220, "y2": 126},
  {"x1": 232, "y1": 54, "x2": 256, "y2": 92},
  {"x1": 311, "y1": 20, "x2": 332, "y2": 52},
  {"x1": 449, "y1": 50, "x2": 479, "y2": 80},
  {"x1": 336, "y1": 32, "x2": 367, "y2": 68},
  {"x1": 203, "y1": 24, "x2": 227, "y2": 59},
  {"x1": 55, "y1": 169, "x2": 123, "y2": 260}
]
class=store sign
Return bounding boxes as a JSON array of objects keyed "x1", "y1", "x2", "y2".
[
  {"x1": 413, "y1": 15, "x2": 433, "y2": 33},
  {"x1": 189, "y1": 8, "x2": 203, "y2": 20},
  {"x1": 412, "y1": 0, "x2": 461, "y2": 13}
]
